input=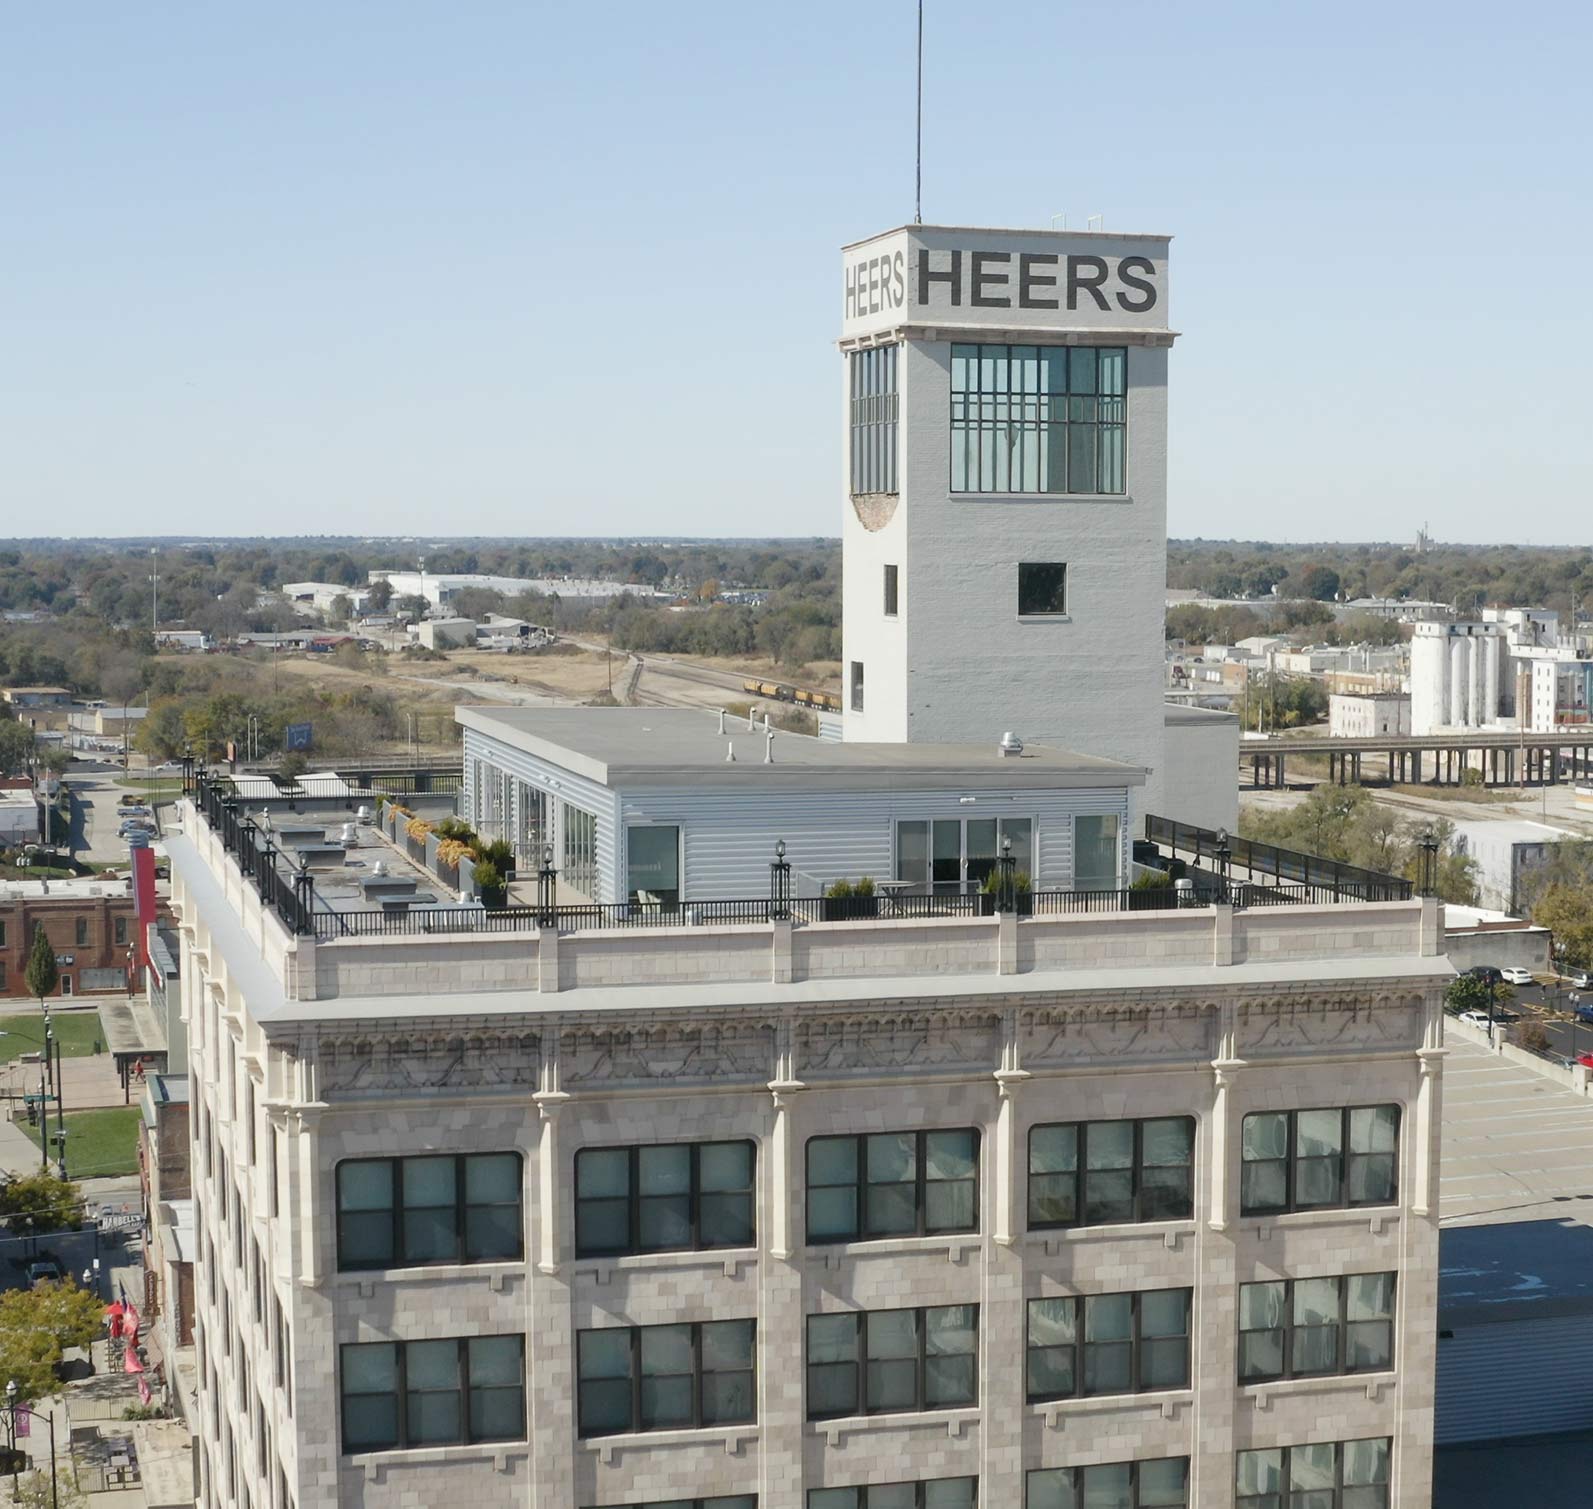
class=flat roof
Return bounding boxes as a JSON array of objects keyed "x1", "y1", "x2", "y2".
[
  {"x1": 457, "y1": 706, "x2": 1145, "y2": 792},
  {"x1": 1439, "y1": 1035, "x2": 1593, "y2": 1324},
  {"x1": 842, "y1": 222, "x2": 1171, "y2": 251}
]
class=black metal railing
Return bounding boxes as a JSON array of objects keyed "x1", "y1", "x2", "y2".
[
  {"x1": 1145, "y1": 814, "x2": 1412, "y2": 903},
  {"x1": 192, "y1": 771, "x2": 317, "y2": 935}
]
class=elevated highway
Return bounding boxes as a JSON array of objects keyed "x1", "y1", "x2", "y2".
[{"x1": 1241, "y1": 729, "x2": 1593, "y2": 789}]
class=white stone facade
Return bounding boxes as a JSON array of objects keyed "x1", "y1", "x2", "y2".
[{"x1": 169, "y1": 794, "x2": 1447, "y2": 1509}]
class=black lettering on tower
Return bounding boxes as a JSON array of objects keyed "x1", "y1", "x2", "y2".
[
  {"x1": 918, "y1": 248, "x2": 962, "y2": 306},
  {"x1": 1066, "y1": 256, "x2": 1110, "y2": 311},
  {"x1": 1115, "y1": 256, "x2": 1158, "y2": 312},
  {"x1": 892, "y1": 250, "x2": 905, "y2": 307},
  {"x1": 868, "y1": 256, "x2": 881, "y2": 314},
  {"x1": 1018, "y1": 253, "x2": 1059, "y2": 309},
  {"x1": 970, "y1": 251, "x2": 1012, "y2": 308}
]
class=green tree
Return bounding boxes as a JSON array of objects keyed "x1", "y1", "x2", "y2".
[
  {"x1": 23, "y1": 925, "x2": 57, "y2": 1006},
  {"x1": 12, "y1": 1467, "x2": 88, "y2": 1509},
  {"x1": 1532, "y1": 882, "x2": 1593, "y2": 970},
  {"x1": 1296, "y1": 565, "x2": 1342, "y2": 601},
  {"x1": 0, "y1": 718, "x2": 35, "y2": 776},
  {"x1": 395, "y1": 594, "x2": 430, "y2": 623},
  {"x1": 134, "y1": 700, "x2": 188, "y2": 761},
  {"x1": 0, "y1": 1172, "x2": 84, "y2": 1232},
  {"x1": 1445, "y1": 973, "x2": 1514, "y2": 1015},
  {"x1": 328, "y1": 593, "x2": 354, "y2": 626},
  {"x1": 0, "y1": 1279, "x2": 102, "y2": 1405},
  {"x1": 366, "y1": 578, "x2": 394, "y2": 612}
]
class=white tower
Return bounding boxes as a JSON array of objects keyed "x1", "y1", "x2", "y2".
[{"x1": 838, "y1": 222, "x2": 1179, "y2": 820}]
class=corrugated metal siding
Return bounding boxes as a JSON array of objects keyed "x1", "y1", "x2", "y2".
[
  {"x1": 620, "y1": 785, "x2": 1129, "y2": 901},
  {"x1": 463, "y1": 729, "x2": 623, "y2": 899},
  {"x1": 1435, "y1": 1316, "x2": 1593, "y2": 1443}
]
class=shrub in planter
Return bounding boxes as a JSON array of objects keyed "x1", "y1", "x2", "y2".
[
  {"x1": 823, "y1": 877, "x2": 878, "y2": 921},
  {"x1": 1128, "y1": 870, "x2": 1176, "y2": 911},
  {"x1": 473, "y1": 859, "x2": 507, "y2": 911},
  {"x1": 480, "y1": 838, "x2": 516, "y2": 879},
  {"x1": 979, "y1": 868, "x2": 1034, "y2": 915}
]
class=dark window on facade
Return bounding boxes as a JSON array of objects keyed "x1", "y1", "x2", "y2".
[
  {"x1": 1236, "y1": 1438, "x2": 1390, "y2": 1509},
  {"x1": 576, "y1": 1320, "x2": 756, "y2": 1437},
  {"x1": 335, "y1": 1153, "x2": 522, "y2": 1270},
  {"x1": 114, "y1": 916, "x2": 128, "y2": 946},
  {"x1": 1028, "y1": 1118, "x2": 1194, "y2": 1230},
  {"x1": 850, "y1": 661, "x2": 865, "y2": 713},
  {"x1": 1027, "y1": 1457, "x2": 1188, "y2": 1509},
  {"x1": 950, "y1": 344, "x2": 1125, "y2": 495},
  {"x1": 1240, "y1": 1106, "x2": 1399, "y2": 1216},
  {"x1": 1017, "y1": 563, "x2": 1068, "y2": 617},
  {"x1": 590, "y1": 1501, "x2": 756, "y2": 1509},
  {"x1": 75, "y1": 918, "x2": 88, "y2": 947},
  {"x1": 574, "y1": 1140, "x2": 755, "y2": 1258},
  {"x1": 884, "y1": 564, "x2": 899, "y2": 617},
  {"x1": 0, "y1": 963, "x2": 6, "y2": 991},
  {"x1": 806, "y1": 1130, "x2": 978, "y2": 1243},
  {"x1": 806, "y1": 1305, "x2": 978, "y2": 1419},
  {"x1": 339, "y1": 1335, "x2": 525, "y2": 1453},
  {"x1": 850, "y1": 345, "x2": 899, "y2": 496},
  {"x1": 1026, "y1": 1288, "x2": 1191, "y2": 1401},
  {"x1": 1238, "y1": 1273, "x2": 1395, "y2": 1383},
  {"x1": 811, "y1": 1480, "x2": 976, "y2": 1509}
]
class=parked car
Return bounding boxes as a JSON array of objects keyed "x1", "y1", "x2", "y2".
[
  {"x1": 118, "y1": 821, "x2": 155, "y2": 838},
  {"x1": 1575, "y1": 1002, "x2": 1593, "y2": 1025},
  {"x1": 26, "y1": 1259, "x2": 61, "y2": 1288},
  {"x1": 1457, "y1": 1011, "x2": 1495, "y2": 1031},
  {"x1": 1468, "y1": 965, "x2": 1504, "y2": 985},
  {"x1": 1566, "y1": 970, "x2": 1592, "y2": 990},
  {"x1": 1501, "y1": 967, "x2": 1535, "y2": 986},
  {"x1": 1575, "y1": 1052, "x2": 1593, "y2": 1070}
]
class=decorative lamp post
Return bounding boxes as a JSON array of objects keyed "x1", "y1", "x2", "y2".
[
  {"x1": 1418, "y1": 829, "x2": 1440, "y2": 899},
  {"x1": 1214, "y1": 828, "x2": 1232, "y2": 904},
  {"x1": 537, "y1": 843, "x2": 558, "y2": 927},
  {"x1": 997, "y1": 834, "x2": 1017, "y2": 914},
  {"x1": 770, "y1": 839, "x2": 792, "y2": 922},
  {"x1": 5, "y1": 1377, "x2": 59, "y2": 1508}
]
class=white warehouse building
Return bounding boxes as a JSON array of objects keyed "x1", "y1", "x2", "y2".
[{"x1": 1409, "y1": 623, "x2": 1507, "y2": 735}]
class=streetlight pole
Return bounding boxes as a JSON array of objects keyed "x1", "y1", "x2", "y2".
[{"x1": 6, "y1": 1378, "x2": 59, "y2": 1509}]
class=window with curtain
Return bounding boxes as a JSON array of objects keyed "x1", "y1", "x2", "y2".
[
  {"x1": 1028, "y1": 1117, "x2": 1194, "y2": 1229},
  {"x1": 950, "y1": 344, "x2": 1125, "y2": 495},
  {"x1": 805, "y1": 1129, "x2": 979, "y2": 1243},
  {"x1": 1238, "y1": 1273, "x2": 1395, "y2": 1383},
  {"x1": 1235, "y1": 1438, "x2": 1390, "y2": 1509},
  {"x1": 339, "y1": 1335, "x2": 525, "y2": 1453},
  {"x1": 1240, "y1": 1106, "x2": 1400, "y2": 1215},
  {"x1": 850, "y1": 345, "x2": 899, "y2": 496},
  {"x1": 806, "y1": 1305, "x2": 978, "y2": 1419},
  {"x1": 1027, "y1": 1457, "x2": 1188, "y2": 1509},
  {"x1": 1073, "y1": 813, "x2": 1120, "y2": 890},
  {"x1": 335, "y1": 1153, "x2": 522, "y2": 1270},
  {"x1": 574, "y1": 1140, "x2": 755, "y2": 1257},
  {"x1": 576, "y1": 1321, "x2": 756, "y2": 1437},
  {"x1": 1026, "y1": 1288, "x2": 1191, "y2": 1401}
]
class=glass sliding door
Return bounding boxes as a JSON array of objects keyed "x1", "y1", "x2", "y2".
[
  {"x1": 1074, "y1": 814, "x2": 1121, "y2": 891},
  {"x1": 627, "y1": 826, "x2": 680, "y2": 909},
  {"x1": 896, "y1": 817, "x2": 1036, "y2": 895}
]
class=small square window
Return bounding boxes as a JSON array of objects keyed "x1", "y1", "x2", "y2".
[{"x1": 1018, "y1": 563, "x2": 1068, "y2": 617}]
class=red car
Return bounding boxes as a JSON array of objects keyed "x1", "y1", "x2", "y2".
[{"x1": 1575, "y1": 1053, "x2": 1593, "y2": 1070}]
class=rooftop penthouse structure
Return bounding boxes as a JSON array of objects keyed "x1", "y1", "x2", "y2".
[{"x1": 170, "y1": 742, "x2": 1444, "y2": 1509}]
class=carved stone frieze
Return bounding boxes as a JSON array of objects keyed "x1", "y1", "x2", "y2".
[
  {"x1": 317, "y1": 1031, "x2": 542, "y2": 1094},
  {"x1": 1019, "y1": 1004, "x2": 1215, "y2": 1067},
  {"x1": 561, "y1": 1022, "x2": 776, "y2": 1085},
  {"x1": 796, "y1": 1010, "x2": 1003, "y2": 1077},
  {"x1": 1237, "y1": 995, "x2": 1424, "y2": 1057}
]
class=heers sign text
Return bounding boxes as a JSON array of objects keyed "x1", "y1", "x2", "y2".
[
  {"x1": 918, "y1": 249, "x2": 1158, "y2": 312},
  {"x1": 844, "y1": 250, "x2": 907, "y2": 319}
]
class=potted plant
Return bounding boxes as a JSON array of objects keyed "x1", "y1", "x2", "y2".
[
  {"x1": 1128, "y1": 869, "x2": 1176, "y2": 911},
  {"x1": 473, "y1": 858, "x2": 507, "y2": 911},
  {"x1": 823, "y1": 876, "x2": 879, "y2": 922},
  {"x1": 979, "y1": 869, "x2": 1034, "y2": 916}
]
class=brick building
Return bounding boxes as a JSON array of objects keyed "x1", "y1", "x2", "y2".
[{"x1": 0, "y1": 877, "x2": 139, "y2": 999}]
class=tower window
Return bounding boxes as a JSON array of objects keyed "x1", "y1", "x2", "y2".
[
  {"x1": 849, "y1": 661, "x2": 865, "y2": 713},
  {"x1": 850, "y1": 345, "x2": 899, "y2": 496},
  {"x1": 950, "y1": 344, "x2": 1125, "y2": 495},
  {"x1": 1018, "y1": 563, "x2": 1068, "y2": 617},
  {"x1": 883, "y1": 565, "x2": 899, "y2": 617}
]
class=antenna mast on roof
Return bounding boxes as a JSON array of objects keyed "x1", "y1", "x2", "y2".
[{"x1": 914, "y1": 0, "x2": 924, "y2": 222}]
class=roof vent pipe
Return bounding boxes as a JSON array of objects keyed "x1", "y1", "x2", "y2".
[
  {"x1": 747, "y1": 708, "x2": 756, "y2": 731},
  {"x1": 999, "y1": 731, "x2": 1024, "y2": 758},
  {"x1": 718, "y1": 708, "x2": 726, "y2": 733},
  {"x1": 765, "y1": 731, "x2": 775, "y2": 764},
  {"x1": 726, "y1": 741, "x2": 736, "y2": 763}
]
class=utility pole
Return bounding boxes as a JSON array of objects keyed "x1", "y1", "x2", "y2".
[{"x1": 150, "y1": 547, "x2": 159, "y2": 634}]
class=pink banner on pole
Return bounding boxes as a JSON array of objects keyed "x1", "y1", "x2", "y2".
[{"x1": 14, "y1": 1410, "x2": 28, "y2": 1439}]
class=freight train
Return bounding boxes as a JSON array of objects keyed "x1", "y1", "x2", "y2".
[{"x1": 742, "y1": 678, "x2": 843, "y2": 713}]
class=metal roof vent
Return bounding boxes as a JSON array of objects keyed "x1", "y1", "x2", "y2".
[
  {"x1": 999, "y1": 731, "x2": 1024, "y2": 758},
  {"x1": 725, "y1": 741, "x2": 737, "y2": 763}
]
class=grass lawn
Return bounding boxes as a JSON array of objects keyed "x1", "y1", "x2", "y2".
[
  {"x1": 112, "y1": 779, "x2": 183, "y2": 800},
  {"x1": 21, "y1": 1107, "x2": 141, "y2": 1180},
  {"x1": 0, "y1": 1012, "x2": 107, "y2": 1064}
]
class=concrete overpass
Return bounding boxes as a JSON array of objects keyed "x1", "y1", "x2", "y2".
[{"x1": 1242, "y1": 729, "x2": 1593, "y2": 789}]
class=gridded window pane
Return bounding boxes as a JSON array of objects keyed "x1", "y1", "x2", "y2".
[
  {"x1": 640, "y1": 1325, "x2": 694, "y2": 1429},
  {"x1": 578, "y1": 1141, "x2": 756, "y2": 1257},
  {"x1": 1346, "y1": 1273, "x2": 1396, "y2": 1371},
  {"x1": 811, "y1": 1493, "x2": 860, "y2": 1509},
  {"x1": 402, "y1": 1158, "x2": 458, "y2": 1262},
  {"x1": 1139, "y1": 1459, "x2": 1188, "y2": 1509},
  {"x1": 925, "y1": 1131, "x2": 978, "y2": 1232},
  {"x1": 924, "y1": 1305, "x2": 977, "y2": 1407},
  {"x1": 337, "y1": 1163, "x2": 395, "y2": 1268},
  {"x1": 1141, "y1": 1119, "x2": 1194, "y2": 1220},
  {"x1": 807, "y1": 1314, "x2": 860, "y2": 1418},
  {"x1": 341, "y1": 1343, "x2": 399, "y2": 1452},
  {"x1": 700, "y1": 1142, "x2": 756, "y2": 1247},
  {"x1": 639, "y1": 1145, "x2": 693, "y2": 1251},
  {"x1": 1292, "y1": 1278, "x2": 1341, "y2": 1374},
  {"x1": 807, "y1": 1137, "x2": 860, "y2": 1241},
  {"x1": 950, "y1": 343, "x2": 1127, "y2": 496},
  {"x1": 577, "y1": 1330, "x2": 634, "y2": 1436},
  {"x1": 866, "y1": 1310, "x2": 920, "y2": 1411},
  {"x1": 1028, "y1": 1468, "x2": 1079, "y2": 1509},
  {"x1": 1080, "y1": 1461, "x2": 1131, "y2": 1509},
  {"x1": 851, "y1": 345, "x2": 900, "y2": 496},
  {"x1": 468, "y1": 1336, "x2": 525, "y2": 1441},
  {"x1": 1241, "y1": 1113, "x2": 1290, "y2": 1214},
  {"x1": 866, "y1": 1134, "x2": 918, "y2": 1236},
  {"x1": 1084, "y1": 1122, "x2": 1134, "y2": 1225},
  {"x1": 405, "y1": 1339, "x2": 462, "y2": 1445},
  {"x1": 1140, "y1": 1289, "x2": 1191, "y2": 1389},
  {"x1": 810, "y1": 1131, "x2": 977, "y2": 1243},
  {"x1": 1083, "y1": 1294, "x2": 1132, "y2": 1395},
  {"x1": 1238, "y1": 1282, "x2": 1287, "y2": 1382},
  {"x1": 1349, "y1": 1107, "x2": 1400, "y2": 1204},
  {"x1": 1028, "y1": 1124, "x2": 1078, "y2": 1226},
  {"x1": 1236, "y1": 1449, "x2": 1282, "y2": 1506},
  {"x1": 465, "y1": 1154, "x2": 522, "y2": 1260},
  {"x1": 1294, "y1": 1110, "x2": 1344, "y2": 1208},
  {"x1": 924, "y1": 1480, "x2": 978, "y2": 1509},
  {"x1": 1027, "y1": 1297, "x2": 1077, "y2": 1400}
]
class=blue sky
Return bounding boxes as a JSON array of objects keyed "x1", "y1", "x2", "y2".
[{"x1": 4, "y1": 1, "x2": 1589, "y2": 543}]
